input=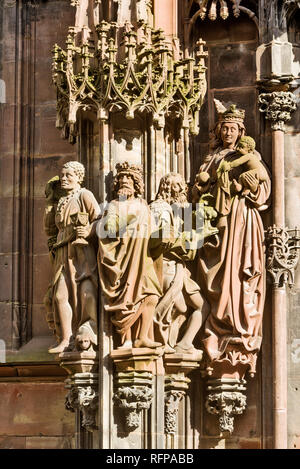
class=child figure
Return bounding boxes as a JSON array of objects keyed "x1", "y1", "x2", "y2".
[{"x1": 217, "y1": 136, "x2": 268, "y2": 195}]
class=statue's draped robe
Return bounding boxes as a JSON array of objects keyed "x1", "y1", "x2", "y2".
[
  {"x1": 198, "y1": 147, "x2": 271, "y2": 361},
  {"x1": 150, "y1": 199, "x2": 199, "y2": 347},
  {"x1": 98, "y1": 198, "x2": 162, "y2": 340},
  {"x1": 53, "y1": 188, "x2": 100, "y2": 339}
]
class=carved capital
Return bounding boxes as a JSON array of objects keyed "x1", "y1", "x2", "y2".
[
  {"x1": 165, "y1": 390, "x2": 186, "y2": 435},
  {"x1": 110, "y1": 347, "x2": 163, "y2": 432},
  {"x1": 205, "y1": 378, "x2": 247, "y2": 435},
  {"x1": 65, "y1": 372, "x2": 98, "y2": 432},
  {"x1": 59, "y1": 351, "x2": 98, "y2": 432},
  {"x1": 258, "y1": 91, "x2": 297, "y2": 131},
  {"x1": 114, "y1": 382, "x2": 153, "y2": 430},
  {"x1": 266, "y1": 225, "x2": 300, "y2": 288},
  {"x1": 163, "y1": 352, "x2": 201, "y2": 435}
]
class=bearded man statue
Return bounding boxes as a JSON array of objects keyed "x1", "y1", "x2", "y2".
[{"x1": 98, "y1": 162, "x2": 162, "y2": 349}]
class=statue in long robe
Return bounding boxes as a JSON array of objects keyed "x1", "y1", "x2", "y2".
[
  {"x1": 44, "y1": 161, "x2": 100, "y2": 354},
  {"x1": 98, "y1": 162, "x2": 162, "y2": 349},
  {"x1": 150, "y1": 172, "x2": 218, "y2": 354},
  {"x1": 196, "y1": 101, "x2": 271, "y2": 365}
]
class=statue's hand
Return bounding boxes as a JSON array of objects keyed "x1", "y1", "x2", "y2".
[
  {"x1": 232, "y1": 178, "x2": 243, "y2": 193},
  {"x1": 241, "y1": 172, "x2": 258, "y2": 193},
  {"x1": 76, "y1": 225, "x2": 91, "y2": 239}
]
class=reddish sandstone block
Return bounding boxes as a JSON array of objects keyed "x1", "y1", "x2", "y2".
[
  {"x1": 0, "y1": 382, "x2": 75, "y2": 436},
  {"x1": 0, "y1": 197, "x2": 14, "y2": 254},
  {"x1": 0, "y1": 254, "x2": 13, "y2": 302},
  {"x1": 196, "y1": 15, "x2": 257, "y2": 44},
  {"x1": 32, "y1": 254, "x2": 52, "y2": 304},
  {"x1": 25, "y1": 436, "x2": 75, "y2": 449},
  {"x1": 239, "y1": 438, "x2": 261, "y2": 449},
  {"x1": 34, "y1": 113, "x2": 77, "y2": 156},
  {"x1": 0, "y1": 436, "x2": 26, "y2": 449},
  {"x1": 210, "y1": 43, "x2": 257, "y2": 89},
  {"x1": 32, "y1": 303, "x2": 53, "y2": 338}
]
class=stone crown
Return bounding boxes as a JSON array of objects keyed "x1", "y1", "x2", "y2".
[
  {"x1": 218, "y1": 104, "x2": 245, "y2": 124},
  {"x1": 116, "y1": 162, "x2": 143, "y2": 180}
]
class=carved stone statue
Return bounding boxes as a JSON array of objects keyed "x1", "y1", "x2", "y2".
[
  {"x1": 43, "y1": 176, "x2": 65, "y2": 341},
  {"x1": 116, "y1": 0, "x2": 151, "y2": 24},
  {"x1": 97, "y1": 162, "x2": 162, "y2": 349},
  {"x1": 195, "y1": 101, "x2": 271, "y2": 365},
  {"x1": 44, "y1": 161, "x2": 100, "y2": 353},
  {"x1": 150, "y1": 172, "x2": 218, "y2": 354},
  {"x1": 217, "y1": 136, "x2": 269, "y2": 199}
]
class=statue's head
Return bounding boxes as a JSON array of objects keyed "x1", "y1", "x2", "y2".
[
  {"x1": 60, "y1": 161, "x2": 85, "y2": 192},
  {"x1": 114, "y1": 162, "x2": 144, "y2": 199},
  {"x1": 237, "y1": 136, "x2": 256, "y2": 155},
  {"x1": 211, "y1": 101, "x2": 246, "y2": 150},
  {"x1": 156, "y1": 173, "x2": 188, "y2": 206}
]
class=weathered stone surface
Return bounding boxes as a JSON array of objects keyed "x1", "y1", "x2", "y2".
[
  {"x1": 0, "y1": 197, "x2": 14, "y2": 253},
  {"x1": 210, "y1": 43, "x2": 257, "y2": 89},
  {"x1": 32, "y1": 303, "x2": 52, "y2": 338},
  {"x1": 197, "y1": 436, "x2": 261, "y2": 449},
  {"x1": 203, "y1": 375, "x2": 261, "y2": 438},
  {"x1": 32, "y1": 254, "x2": 52, "y2": 305},
  {"x1": 0, "y1": 160, "x2": 15, "y2": 204},
  {"x1": 0, "y1": 382, "x2": 74, "y2": 436},
  {"x1": 0, "y1": 436, "x2": 26, "y2": 449},
  {"x1": 192, "y1": 15, "x2": 257, "y2": 44},
  {"x1": 25, "y1": 436, "x2": 75, "y2": 449},
  {"x1": 0, "y1": 254, "x2": 13, "y2": 302}
]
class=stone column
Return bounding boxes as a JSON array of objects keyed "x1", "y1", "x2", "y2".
[
  {"x1": 163, "y1": 350, "x2": 203, "y2": 447},
  {"x1": 110, "y1": 347, "x2": 165, "y2": 447},
  {"x1": 59, "y1": 350, "x2": 99, "y2": 446},
  {"x1": 259, "y1": 90, "x2": 298, "y2": 449},
  {"x1": 153, "y1": 0, "x2": 177, "y2": 36}
]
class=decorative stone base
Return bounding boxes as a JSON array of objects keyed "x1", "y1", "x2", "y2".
[
  {"x1": 205, "y1": 378, "x2": 247, "y2": 435},
  {"x1": 110, "y1": 347, "x2": 164, "y2": 432},
  {"x1": 58, "y1": 351, "x2": 98, "y2": 432},
  {"x1": 164, "y1": 351, "x2": 203, "y2": 435},
  {"x1": 59, "y1": 350, "x2": 98, "y2": 375},
  {"x1": 65, "y1": 372, "x2": 99, "y2": 432}
]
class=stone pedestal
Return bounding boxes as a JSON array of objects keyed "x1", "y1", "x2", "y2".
[
  {"x1": 205, "y1": 378, "x2": 247, "y2": 436},
  {"x1": 110, "y1": 347, "x2": 164, "y2": 432},
  {"x1": 164, "y1": 351, "x2": 203, "y2": 436},
  {"x1": 203, "y1": 346, "x2": 256, "y2": 435},
  {"x1": 58, "y1": 351, "x2": 98, "y2": 434}
]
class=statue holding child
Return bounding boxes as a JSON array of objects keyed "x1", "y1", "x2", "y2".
[{"x1": 194, "y1": 100, "x2": 271, "y2": 366}]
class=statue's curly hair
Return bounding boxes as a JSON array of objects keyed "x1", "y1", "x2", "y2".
[
  {"x1": 62, "y1": 161, "x2": 85, "y2": 184},
  {"x1": 156, "y1": 172, "x2": 188, "y2": 204},
  {"x1": 237, "y1": 136, "x2": 256, "y2": 152},
  {"x1": 113, "y1": 162, "x2": 144, "y2": 197}
]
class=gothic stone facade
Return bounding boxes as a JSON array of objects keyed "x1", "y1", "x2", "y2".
[{"x1": 0, "y1": 0, "x2": 299, "y2": 450}]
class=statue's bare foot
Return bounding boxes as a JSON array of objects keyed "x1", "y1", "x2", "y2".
[
  {"x1": 133, "y1": 338, "x2": 162, "y2": 348},
  {"x1": 48, "y1": 340, "x2": 70, "y2": 354},
  {"x1": 164, "y1": 344, "x2": 176, "y2": 354},
  {"x1": 175, "y1": 343, "x2": 202, "y2": 355}
]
